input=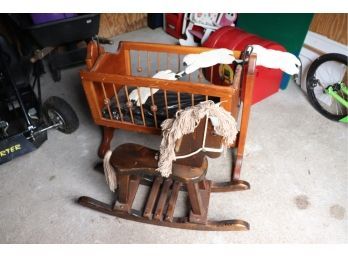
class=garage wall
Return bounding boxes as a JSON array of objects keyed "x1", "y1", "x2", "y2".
[
  {"x1": 98, "y1": 13, "x2": 147, "y2": 38},
  {"x1": 309, "y1": 13, "x2": 347, "y2": 45}
]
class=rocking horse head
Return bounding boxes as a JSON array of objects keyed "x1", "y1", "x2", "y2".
[{"x1": 157, "y1": 100, "x2": 238, "y2": 177}]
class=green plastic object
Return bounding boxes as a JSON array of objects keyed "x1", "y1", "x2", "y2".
[
  {"x1": 326, "y1": 85, "x2": 348, "y2": 109},
  {"x1": 327, "y1": 83, "x2": 348, "y2": 123},
  {"x1": 237, "y1": 13, "x2": 314, "y2": 89},
  {"x1": 339, "y1": 116, "x2": 348, "y2": 123}
]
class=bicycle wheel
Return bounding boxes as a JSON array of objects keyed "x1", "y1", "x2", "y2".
[{"x1": 306, "y1": 53, "x2": 347, "y2": 121}]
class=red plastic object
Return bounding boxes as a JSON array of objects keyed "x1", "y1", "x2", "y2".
[
  {"x1": 165, "y1": 13, "x2": 184, "y2": 39},
  {"x1": 203, "y1": 26, "x2": 286, "y2": 104}
]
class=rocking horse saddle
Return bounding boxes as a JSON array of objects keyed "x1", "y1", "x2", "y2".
[
  {"x1": 110, "y1": 143, "x2": 208, "y2": 183},
  {"x1": 109, "y1": 117, "x2": 221, "y2": 182}
]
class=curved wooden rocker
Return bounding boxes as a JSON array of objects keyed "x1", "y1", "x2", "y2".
[{"x1": 78, "y1": 102, "x2": 249, "y2": 231}]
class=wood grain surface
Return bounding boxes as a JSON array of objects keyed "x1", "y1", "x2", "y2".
[
  {"x1": 98, "y1": 13, "x2": 147, "y2": 38},
  {"x1": 309, "y1": 13, "x2": 347, "y2": 45}
]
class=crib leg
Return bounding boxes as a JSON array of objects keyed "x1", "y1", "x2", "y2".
[
  {"x1": 98, "y1": 126, "x2": 115, "y2": 158},
  {"x1": 232, "y1": 155, "x2": 243, "y2": 180}
]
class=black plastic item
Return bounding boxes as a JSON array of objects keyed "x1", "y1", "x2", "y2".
[
  {"x1": 47, "y1": 46, "x2": 87, "y2": 81},
  {"x1": 147, "y1": 13, "x2": 163, "y2": 30},
  {"x1": 19, "y1": 14, "x2": 100, "y2": 47},
  {"x1": 0, "y1": 34, "x2": 79, "y2": 165},
  {"x1": 7, "y1": 14, "x2": 100, "y2": 81},
  {"x1": 0, "y1": 132, "x2": 46, "y2": 165}
]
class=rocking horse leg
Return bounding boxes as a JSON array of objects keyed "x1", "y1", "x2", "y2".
[
  {"x1": 187, "y1": 180, "x2": 210, "y2": 224},
  {"x1": 115, "y1": 174, "x2": 141, "y2": 213},
  {"x1": 210, "y1": 153, "x2": 250, "y2": 193},
  {"x1": 98, "y1": 126, "x2": 115, "y2": 158}
]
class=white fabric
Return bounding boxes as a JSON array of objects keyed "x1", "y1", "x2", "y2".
[
  {"x1": 103, "y1": 150, "x2": 117, "y2": 192},
  {"x1": 128, "y1": 70, "x2": 177, "y2": 106},
  {"x1": 251, "y1": 44, "x2": 301, "y2": 75},
  {"x1": 128, "y1": 46, "x2": 301, "y2": 106},
  {"x1": 183, "y1": 48, "x2": 236, "y2": 74}
]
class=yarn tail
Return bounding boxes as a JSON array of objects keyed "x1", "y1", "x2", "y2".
[{"x1": 103, "y1": 150, "x2": 117, "y2": 192}]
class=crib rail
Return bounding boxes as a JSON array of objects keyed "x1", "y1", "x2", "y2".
[
  {"x1": 81, "y1": 71, "x2": 239, "y2": 134},
  {"x1": 81, "y1": 41, "x2": 254, "y2": 136}
]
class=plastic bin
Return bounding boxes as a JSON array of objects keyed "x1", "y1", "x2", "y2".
[
  {"x1": 19, "y1": 14, "x2": 100, "y2": 47},
  {"x1": 30, "y1": 13, "x2": 77, "y2": 25},
  {"x1": 203, "y1": 26, "x2": 286, "y2": 104}
]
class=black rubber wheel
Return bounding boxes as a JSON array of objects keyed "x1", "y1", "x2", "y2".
[
  {"x1": 42, "y1": 96, "x2": 79, "y2": 134},
  {"x1": 306, "y1": 53, "x2": 347, "y2": 121}
]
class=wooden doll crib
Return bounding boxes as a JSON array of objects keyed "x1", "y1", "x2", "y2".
[{"x1": 80, "y1": 40, "x2": 256, "y2": 192}]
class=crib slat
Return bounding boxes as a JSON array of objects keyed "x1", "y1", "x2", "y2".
[
  {"x1": 112, "y1": 83, "x2": 124, "y2": 122},
  {"x1": 124, "y1": 85, "x2": 135, "y2": 124},
  {"x1": 177, "y1": 54, "x2": 180, "y2": 73},
  {"x1": 198, "y1": 69, "x2": 203, "y2": 82},
  {"x1": 177, "y1": 92, "x2": 181, "y2": 110},
  {"x1": 166, "y1": 53, "x2": 169, "y2": 69},
  {"x1": 157, "y1": 52, "x2": 160, "y2": 73},
  {"x1": 150, "y1": 87, "x2": 158, "y2": 128},
  {"x1": 136, "y1": 87, "x2": 147, "y2": 126},
  {"x1": 147, "y1": 51, "x2": 151, "y2": 76},
  {"x1": 164, "y1": 90, "x2": 169, "y2": 119},
  {"x1": 210, "y1": 66, "x2": 214, "y2": 84},
  {"x1": 137, "y1": 51, "x2": 142, "y2": 72},
  {"x1": 191, "y1": 93, "x2": 195, "y2": 106},
  {"x1": 101, "y1": 82, "x2": 113, "y2": 120}
]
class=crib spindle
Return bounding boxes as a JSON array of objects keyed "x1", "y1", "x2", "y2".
[
  {"x1": 137, "y1": 51, "x2": 142, "y2": 72},
  {"x1": 124, "y1": 85, "x2": 135, "y2": 124},
  {"x1": 112, "y1": 83, "x2": 124, "y2": 122},
  {"x1": 191, "y1": 93, "x2": 195, "y2": 106},
  {"x1": 150, "y1": 88, "x2": 158, "y2": 128},
  {"x1": 166, "y1": 53, "x2": 169, "y2": 70},
  {"x1": 177, "y1": 92, "x2": 181, "y2": 110},
  {"x1": 156, "y1": 52, "x2": 160, "y2": 73},
  {"x1": 198, "y1": 69, "x2": 203, "y2": 82},
  {"x1": 164, "y1": 90, "x2": 169, "y2": 119},
  {"x1": 147, "y1": 51, "x2": 151, "y2": 76},
  {"x1": 210, "y1": 66, "x2": 214, "y2": 84},
  {"x1": 101, "y1": 82, "x2": 113, "y2": 120},
  {"x1": 177, "y1": 54, "x2": 180, "y2": 73},
  {"x1": 136, "y1": 87, "x2": 147, "y2": 126}
]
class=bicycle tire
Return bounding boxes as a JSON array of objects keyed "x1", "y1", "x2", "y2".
[{"x1": 306, "y1": 53, "x2": 347, "y2": 121}]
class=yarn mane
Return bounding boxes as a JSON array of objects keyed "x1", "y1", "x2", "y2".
[{"x1": 157, "y1": 100, "x2": 238, "y2": 177}]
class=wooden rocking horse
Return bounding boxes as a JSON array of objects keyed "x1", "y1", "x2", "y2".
[{"x1": 78, "y1": 101, "x2": 249, "y2": 231}]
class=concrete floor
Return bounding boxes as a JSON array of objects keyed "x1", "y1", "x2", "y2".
[{"x1": 0, "y1": 28, "x2": 347, "y2": 243}]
